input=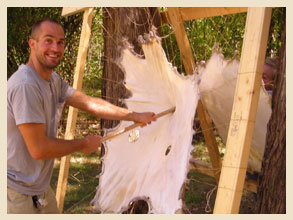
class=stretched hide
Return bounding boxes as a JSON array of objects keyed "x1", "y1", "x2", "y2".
[
  {"x1": 198, "y1": 49, "x2": 272, "y2": 173},
  {"x1": 91, "y1": 35, "x2": 198, "y2": 213}
]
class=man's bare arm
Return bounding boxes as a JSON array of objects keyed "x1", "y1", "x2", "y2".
[
  {"x1": 18, "y1": 123, "x2": 101, "y2": 160},
  {"x1": 66, "y1": 90, "x2": 156, "y2": 124}
]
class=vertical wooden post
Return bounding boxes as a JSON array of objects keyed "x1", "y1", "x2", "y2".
[
  {"x1": 213, "y1": 7, "x2": 272, "y2": 214},
  {"x1": 167, "y1": 7, "x2": 222, "y2": 183},
  {"x1": 56, "y1": 8, "x2": 94, "y2": 213}
]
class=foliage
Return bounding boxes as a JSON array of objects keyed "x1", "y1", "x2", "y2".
[
  {"x1": 83, "y1": 8, "x2": 104, "y2": 89},
  {"x1": 185, "y1": 13, "x2": 246, "y2": 61},
  {"x1": 266, "y1": 7, "x2": 285, "y2": 58}
]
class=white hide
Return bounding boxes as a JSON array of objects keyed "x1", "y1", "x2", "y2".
[
  {"x1": 198, "y1": 50, "x2": 272, "y2": 173},
  {"x1": 91, "y1": 38, "x2": 198, "y2": 213}
]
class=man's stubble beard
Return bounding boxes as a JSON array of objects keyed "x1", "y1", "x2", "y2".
[{"x1": 35, "y1": 47, "x2": 62, "y2": 70}]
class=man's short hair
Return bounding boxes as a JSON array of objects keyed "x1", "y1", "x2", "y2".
[
  {"x1": 265, "y1": 58, "x2": 279, "y2": 70},
  {"x1": 264, "y1": 58, "x2": 279, "y2": 83},
  {"x1": 30, "y1": 18, "x2": 62, "y2": 40}
]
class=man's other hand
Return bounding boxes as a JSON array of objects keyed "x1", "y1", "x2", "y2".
[{"x1": 82, "y1": 135, "x2": 102, "y2": 154}]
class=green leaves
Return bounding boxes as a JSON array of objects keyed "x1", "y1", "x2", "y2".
[{"x1": 8, "y1": 7, "x2": 284, "y2": 82}]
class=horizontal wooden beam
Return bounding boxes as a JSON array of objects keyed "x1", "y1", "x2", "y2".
[
  {"x1": 189, "y1": 159, "x2": 257, "y2": 193},
  {"x1": 161, "y1": 7, "x2": 248, "y2": 24},
  {"x1": 190, "y1": 158, "x2": 215, "y2": 177},
  {"x1": 62, "y1": 7, "x2": 89, "y2": 17},
  {"x1": 180, "y1": 7, "x2": 248, "y2": 21}
]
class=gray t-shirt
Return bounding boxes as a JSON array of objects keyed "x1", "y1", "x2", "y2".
[{"x1": 7, "y1": 64, "x2": 75, "y2": 195}]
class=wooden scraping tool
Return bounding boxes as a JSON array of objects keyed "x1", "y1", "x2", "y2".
[{"x1": 101, "y1": 106, "x2": 176, "y2": 142}]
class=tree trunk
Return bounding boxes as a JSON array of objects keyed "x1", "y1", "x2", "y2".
[
  {"x1": 256, "y1": 11, "x2": 286, "y2": 213},
  {"x1": 101, "y1": 7, "x2": 161, "y2": 129}
]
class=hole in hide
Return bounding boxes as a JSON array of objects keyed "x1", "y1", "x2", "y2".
[
  {"x1": 122, "y1": 199, "x2": 149, "y2": 214},
  {"x1": 128, "y1": 129, "x2": 140, "y2": 143},
  {"x1": 165, "y1": 145, "x2": 172, "y2": 156}
]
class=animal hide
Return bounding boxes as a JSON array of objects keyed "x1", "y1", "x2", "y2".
[
  {"x1": 91, "y1": 34, "x2": 199, "y2": 213},
  {"x1": 198, "y1": 48, "x2": 272, "y2": 173}
]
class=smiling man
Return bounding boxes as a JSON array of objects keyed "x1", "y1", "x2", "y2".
[
  {"x1": 7, "y1": 18, "x2": 156, "y2": 214},
  {"x1": 28, "y1": 19, "x2": 65, "y2": 75}
]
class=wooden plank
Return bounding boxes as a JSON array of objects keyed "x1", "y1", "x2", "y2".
[
  {"x1": 56, "y1": 8, "x2": 94, "y2": 213},
  {"x1": 167, "y1": 7, "x2": 222, "y2": 183},
  {"x1": 61, "y1": 7, "x2": 89, "y2": 17},
  {"x1": 213, "y1": 7, "x2": 272, "y2": 214},
  {"x1": 167, "y1": 7, "x2": 195, "y2": 75},
  {"x1": 244, "y1": 178, "x2": 258, "y2": 194},
  {"x1": 196, "y1": 101, "x2": 222, "y2": 183},
  {"x1": 161, "y1": 7, "x2": 248, "y2": 24},
  {"x1": 102, "y1": 107, "x2": 175, "y2": 142},
  {"x1": 189, "y1": 159, "x2": 215, "y2": 177},
  {"x1": 189, "y1": 159, "x2": 257, "y2": 193},
  {"x1": 180, "y1": 7, "x2": 248, "y2": 21}
]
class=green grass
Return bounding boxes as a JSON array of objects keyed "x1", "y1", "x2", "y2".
[
  {"x1": 51, "y1": 152, "x2": 102, "y2": 214},
  {"x1": 185, "y1": 193, "x2": 203, "y2": 204},
  {"x1": 184, "y1": 170, "x2": 217, "y2": 213}
]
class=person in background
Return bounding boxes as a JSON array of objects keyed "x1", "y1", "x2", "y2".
[
  {"x1": 7, "y1": 18, "x2": 156, "y2": 214},
  {"x1": 263, "y1": 58, "x2": 278, "y2": 96},
  {"x1": 246, "y1": 57, "x2": 279, "y2": 200}
]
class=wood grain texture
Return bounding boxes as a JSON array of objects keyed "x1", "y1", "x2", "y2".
[
  {"x1": 167, "y1": 7, "x2": 222, "y2": 184},
  {"x1": 61, "y1": 7, "x2": 89, "y2": 17},
  {"x1": 161, "y1": 7, "x2": 247, "y2": 24},
  {"x1": 213, "y1": 7, "x2": 272, "y2": 214},
  {"x1": 56, "y1": 8, "x2": 94, "y2": 213}
]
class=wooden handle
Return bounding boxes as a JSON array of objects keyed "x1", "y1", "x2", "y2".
[{"x1": 101, "y1": 106, "x2": 176, "y2": 142}]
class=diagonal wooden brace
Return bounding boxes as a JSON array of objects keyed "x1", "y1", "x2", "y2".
[{"x1": 167, "y1": 7, "x2": 222, "y2": 183}]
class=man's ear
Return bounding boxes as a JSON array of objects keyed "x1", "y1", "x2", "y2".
[{"x1": 28, "y1": 38, "x2": 35, "y2": 50}]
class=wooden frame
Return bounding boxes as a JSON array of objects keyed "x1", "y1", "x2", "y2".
[
  {"x1": 61, "y1": 7, "x2": 89, "y2": 17},
  {"x1": 56, "y1": 6, "x2": 270, "y2": 214},
  {"x1": 166, "y1": 6, "x2": 271, "y2": 213},
  {"x1": 166, "y1": 7, "x2": 222, "y2": 184},
  {"x1": 189, "y1": 159, "x2": 257, "y2": 193},
  {"x1": 56, "y1": 7, "x2": 94, "y2": 213},
  {"x1": 213, "y1": 7, "x2": 272, "y2": 213},
  {"x1": 161, "y1": 7, "x2": 248, "y2": 24}
]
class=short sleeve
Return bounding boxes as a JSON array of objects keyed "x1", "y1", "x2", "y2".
[
  {"x1": 9, "y1": 84, "x2": 46, "y2": 125},
  {"x1": 60, "y1": 78, "x2": 75, "y2": 102}
]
